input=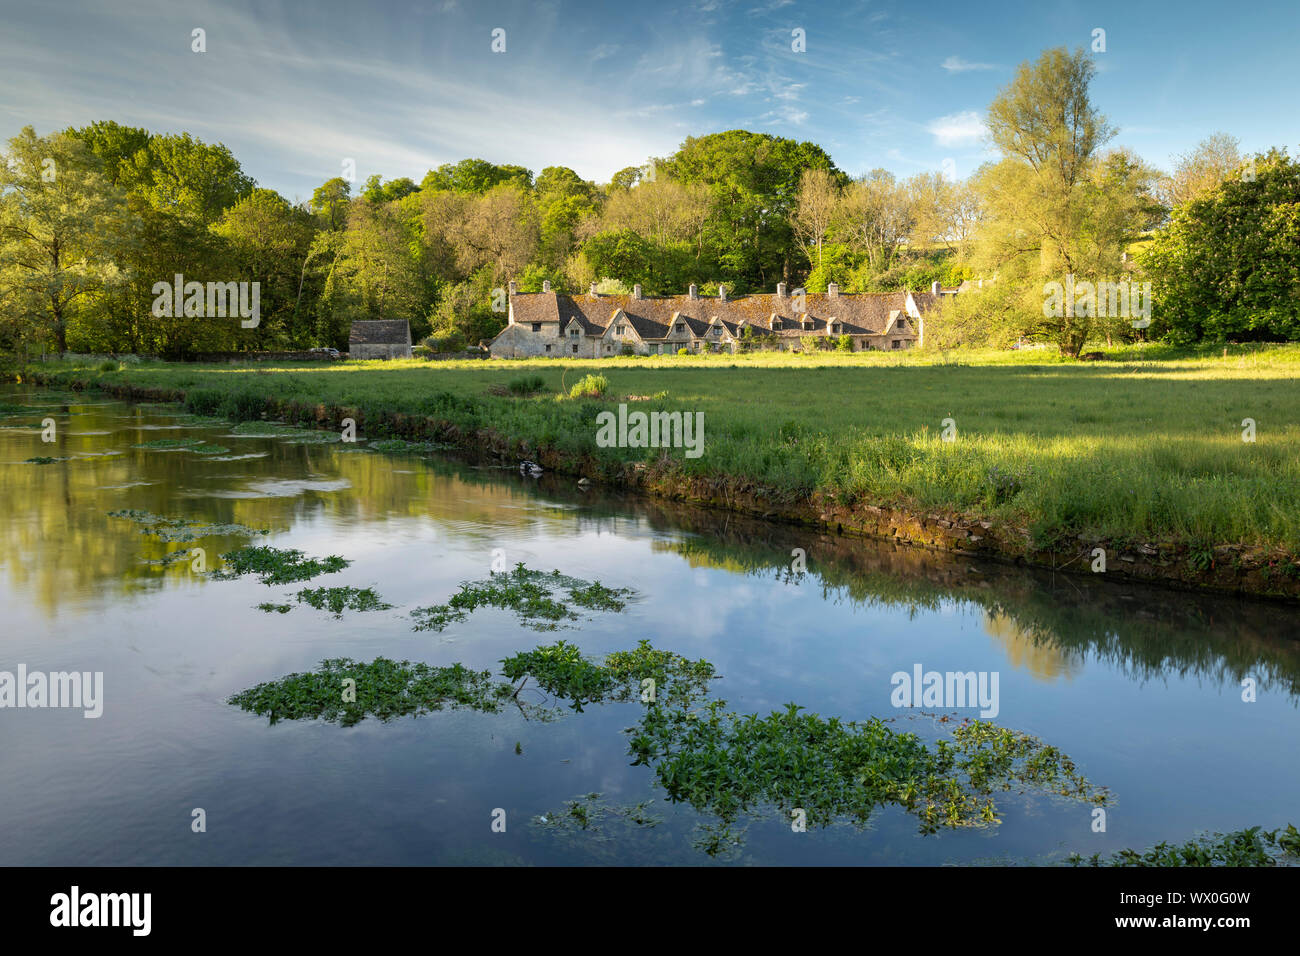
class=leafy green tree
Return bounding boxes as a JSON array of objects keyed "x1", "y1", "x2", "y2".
[
  {"x1": 211, "y1": 189, "x2": 318, "y2": 348},
  {"x1": 663, "y1": 130, "x2": 843, "y2": 290},
  {"x1": 0, "y1": 126, "x2": 133, "y2": 353},
  {"x1": 975, "y1": 47, "x2": 1155, "y2": 355},
  {"x1": 310, "y1": 177, "x2": 352, "y2": 231},
  {"x1": 122, "y1": 131, "x2": 254, "y2": 225},
  {"x1": 421, "y1": 159, "x2": 532, "y2": 194},
  {"x1": 66, "y1": 121, "x2": 152, "y2": 187},
  {"x1": 1142, "y1": 148, "x2": 1300, "y2": 343}
]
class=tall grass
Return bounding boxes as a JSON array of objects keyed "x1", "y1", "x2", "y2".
[{"x1": 31, "y1": 345, "x2": 1300, "y2": 552}]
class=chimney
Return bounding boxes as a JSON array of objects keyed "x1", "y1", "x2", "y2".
[
  {"x1": 688, "y1": 283, "x2": 698, "y2": 300},
  {"x1": 931, "y1": 280, "x2": 940, "y2": 295},
  {"x1": 543, "y1": 280, "x2": 552, "y2": 293},
  {"x1": 508, "y1": 280, "x2": 517, "y2": 295},
  {"x1": 719, "y1": 285, "x2": 728, "y2": 302},
  {"x1": 590, "y1": 283, "x2": 599, "y2": 297},
  {"x1": 632, "y1": 283, "x2": 642, "y2": 300},
  {"x1": 777, "y1": 282, "x2": 786, "y2": 298},
  {"x1": 827, "y1": 282, "x2": 839, "y2": 299}
]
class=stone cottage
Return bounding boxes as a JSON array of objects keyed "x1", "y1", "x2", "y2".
[
  {"x1": 488, "y1": 281, "x2": 949, "y2": 358},
  {"x1": 348, "y1": 320, "x2": 412, "y2": 359}
]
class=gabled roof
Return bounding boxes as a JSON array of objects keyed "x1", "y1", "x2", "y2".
[
  {"x1": 502, "y1": 289, "x2": 935, "y2": 340},
  {"x1": 349, "y1": 320, "x2": 411, "y2": 345}
]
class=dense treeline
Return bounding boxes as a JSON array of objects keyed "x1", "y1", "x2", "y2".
[{"x1": 1, "y1": 47, "x2": 1296, "y2": 358}]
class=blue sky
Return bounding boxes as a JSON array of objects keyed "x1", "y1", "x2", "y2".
[{"x1": 2, "y1": 0, "x2": 1296, "y2": 201}]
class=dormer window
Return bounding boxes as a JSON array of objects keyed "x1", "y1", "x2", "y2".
[
  {"x1": 569, "y1": 328, "x2": 580, "y2": 338},
  {"x1": 675, "y1": 323, "x2": 685, "y2": 333},
  {"x1": 712, "y1": 326, "x2": 721, "y2": 337},
  {"x1": 831, "y1": 323, "x2": 841, "y2": 334}
]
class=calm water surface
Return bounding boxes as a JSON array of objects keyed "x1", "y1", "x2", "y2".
[{"x1": 2, "y1": 384, "x2": 1298, "y2": 865}]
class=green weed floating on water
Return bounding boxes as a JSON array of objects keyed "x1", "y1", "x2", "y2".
[
  {"x1": 294, "y1": 586, "x2": 393, "y2": 617},
  {"x1": 501, "y1": 638, "x2": 716, "y2": 711},
  {"x1": 1069, "y1": 823, "x2": 1300, "y2": 867},
  {"x1": 228, "y1": 636, "x2": 1108, "y2": 852},
  {"x1": 213, "y1": 545, "x2": 349, "y2": 585},
  {"x1": 227, "y1": 658, "x2": 516, "y2": 726},
  {"x1": 411, "y1": 563, "x2": 633, "y2": 633},
  {"x1": 108, "y1": 509, "x2": 269, "y2": 543}
]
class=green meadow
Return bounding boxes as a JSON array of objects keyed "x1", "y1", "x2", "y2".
[{"x1": 26, "y1": 342, "x2": 1300, "y2": 560}]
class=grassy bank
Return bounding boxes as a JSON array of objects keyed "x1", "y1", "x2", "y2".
[{"x1": 18, "y1": 343, "x2": 1300, "y2": 597}]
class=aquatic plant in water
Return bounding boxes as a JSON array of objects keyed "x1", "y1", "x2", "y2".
[
  {"x1": 213, "y1": 545, "x2": 349, "y2": 584},
  {"x1": 230, "y1": 635, "x2": 1108, "y2": 854},
  {"x1": 294, "y1": 586, "x2": 393, "y2": 616},
  {"x1": 227, "y1": 657, "x2": 518, "y2": 726},
  {"x1": 411, "y1": 563, "x2": 633, "y2": 633},
  {"x1": 1069, "y1": 823, "x2": 1300, "y2": 867},
  {"x1": 108, "y1": 509, "x2": 270, "y2": 543},
  {"x1": 501, "y1": 638, "x2": 716, "y2": 711}
]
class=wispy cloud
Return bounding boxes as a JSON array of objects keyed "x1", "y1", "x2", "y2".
[
  {"x1": 927, "y1": 110, "x2": 987, "y2": 147},
  {"x1": 942, "y1": 55, "x2": 998, "y2": 73}
]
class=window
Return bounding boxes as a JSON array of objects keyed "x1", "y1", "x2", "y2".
[
  {"x1": 617, "y1": 324, "x2": 626, "y2": 334},
  {"x1": 831, "y1": 323, "x2": 840, "y2": 334},
  {"x1": 572, "y1": 344, "x2": 579, "y2": 353},
  {"x1": 531, "y1": 323, "x2": 542, "y2": 332},
  {"x1": 545, "y1": 344, "x2": 552, "y2": 353},
  {"x1": 712, "y1": 326, "x2": 721, "y2": 336},
  {"x1": 891, "y1": 339, "x2": 901, "y2": 350},
  {"x1": 675, "y1": 324, "x2": 685, "y2": 333},
  {"x1": 569, "y1": 328, "x2": 579, "y2": 338},
  {"x1": 605, "y1": 344, "x2": 612, "y2": 353}
]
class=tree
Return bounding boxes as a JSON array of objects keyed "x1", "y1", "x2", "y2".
[
  {"x1": 0, "y1": 127, "x2": 133, "y2": 353},
  {"x1": 211, "y1": 189, "x2": 318, "y2": 348},
  {"x1": 1158, "y1": 132, "x2": 1242, "y2": 210},
  {"x1": 791, "y1": 168, "x2": 840, "y2": 270},
  {"x1": 975, "y1": 46, "x2": 1146, "y2": 355},
  {"x1": 310, "y1": 177, "x2": 352, "y2": 231},
  {"x1": 121, "y1": 131, "x2": 254, "y2": 225},
  {"x1": 322, "y1": 199, "x2": 425, "y2": 332},
  {"x1": 421, "y1": 159, "x2": 532, "y2": 194},
  {"x1": 663, "y1": 130, "x2": 844, "y2": 289},
  {"x1": 835, "y1": 169, "x2": 913, "y2": 273},
  {"x1": 1142, "y1": 148, "x2": 1300, "y2": 343}
]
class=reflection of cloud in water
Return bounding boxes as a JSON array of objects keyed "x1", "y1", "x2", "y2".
[
  {"x1": 189, "y1": 478, "x2": 352, "y2": 499},
  {"x1": 983, "y1": 610, "x2": 1083, "y2": 681}
]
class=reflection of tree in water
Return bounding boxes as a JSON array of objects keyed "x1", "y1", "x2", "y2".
[
  {"x1": 983, "y1": 610, "x2": 1084, "y2": 681},
  {"x1": 645, "y1": 507, "x2": 1300, "y2": 703}
]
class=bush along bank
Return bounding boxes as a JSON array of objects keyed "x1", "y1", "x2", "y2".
[{"x1": 20, "y1": 366, "x2": 1300, "y2": 601}]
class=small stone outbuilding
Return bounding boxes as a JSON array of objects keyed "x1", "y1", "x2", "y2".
[{"x1": 348, "y1": 320, "x2": 412, "y2": 359}]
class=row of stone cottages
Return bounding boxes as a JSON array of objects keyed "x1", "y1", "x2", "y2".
[
  {"x1": 488, "y1": 281, "x2": 960, "y2": 358},
  {"x1": 347, "y1": 281, "x2": 963, "y2": 359}
]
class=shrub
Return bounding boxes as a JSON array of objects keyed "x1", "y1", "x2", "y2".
[
  {"x1": 98, "y1": 359, "x2": 120, "y2": 372},
  {"x1": 678, "y1": 348, "x2": 690, "y2": 356},
  {"x1": 836, "y1": 335, "x2": 853, "y2": 352},
  {"x1": 568, "y1": 373, "x2": 608, "y2": 399}
]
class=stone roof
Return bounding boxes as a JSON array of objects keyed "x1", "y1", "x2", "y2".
[
  {"x1": 507, "y1": 290, "x2": 935, "y2": 340},
  {"x1": 348, "y1": 320, "x2": 411, "y2": 345}
]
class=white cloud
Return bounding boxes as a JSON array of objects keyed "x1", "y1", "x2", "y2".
[
  {"x1": 927, "y1": 110, "x2": 987, "y2": 147},
  {"x1": 942, "y1": 55, "x2": 998, "y2": 73}
]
